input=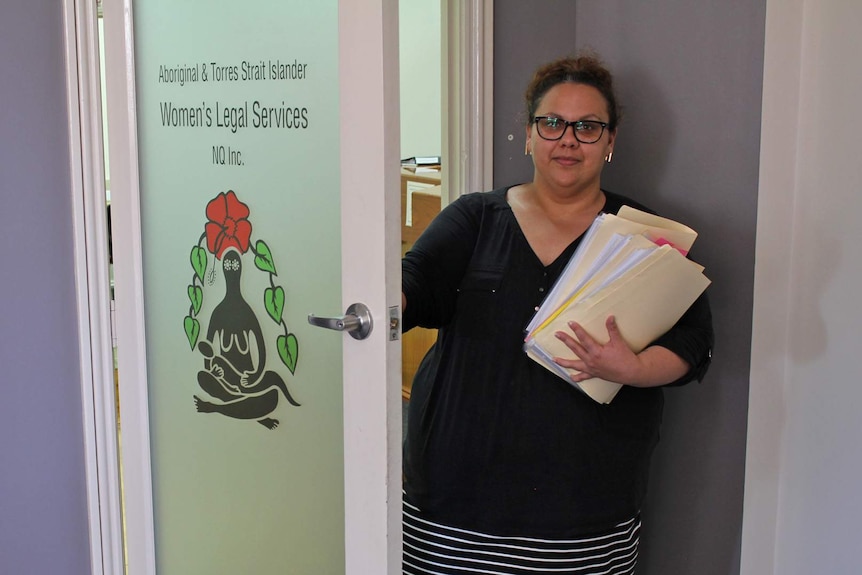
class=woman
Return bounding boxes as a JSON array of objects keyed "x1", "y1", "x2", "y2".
[{"x1": 401, "y1": 54, "x2": 713, "y2": 575}]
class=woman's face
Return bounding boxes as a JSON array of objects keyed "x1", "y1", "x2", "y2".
[{"x1": 526, "y1": 82, "x2": 615, "y2": 196}]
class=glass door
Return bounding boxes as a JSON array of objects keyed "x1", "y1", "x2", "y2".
[{"x1": 103, "y1": 0, "x2": 401, "y2": 573}]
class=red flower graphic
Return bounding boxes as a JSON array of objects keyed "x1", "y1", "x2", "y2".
[{"x1": 205, "y1": 191, "x2": 252, "y2": 259}]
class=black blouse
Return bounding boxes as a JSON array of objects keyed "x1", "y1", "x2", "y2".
[{"x1": 402, "y1": 187, "x2": 713, "y2": 537}]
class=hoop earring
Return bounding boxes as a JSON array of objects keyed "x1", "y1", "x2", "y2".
[{"x1": 605, "y1": 151, "x2": 613, "y2": 163}]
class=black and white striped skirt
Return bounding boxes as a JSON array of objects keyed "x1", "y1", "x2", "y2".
[{"x1": 403, "y1": 497, "x2": 640, "y2": 575}]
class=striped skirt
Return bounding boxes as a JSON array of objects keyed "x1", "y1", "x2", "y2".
[{"x1": 403, "y1": 497, "x2": 640, "y2": 575}]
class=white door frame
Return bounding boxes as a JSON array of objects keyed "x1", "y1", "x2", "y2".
[
  {"x1": 62, "y1": 0, "x2": 124, "y2": 574},
  {"x1": 99, "y1": 0, "x2": 158, "y2": 572},
  {"x1": 442, "y1": 0, "x2": 494, "y2": 204},
  {"x1": 69, "y1": 0, "x2": 492, "y2": 573}
]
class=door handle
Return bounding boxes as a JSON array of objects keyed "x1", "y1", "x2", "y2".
[{"x1": 308, "y1": 302, "x2": 373, "y2": 340}]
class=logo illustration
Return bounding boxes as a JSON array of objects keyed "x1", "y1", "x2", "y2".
[{"x1": 183, "y1": 190, "x2": 300, "y2": 429}]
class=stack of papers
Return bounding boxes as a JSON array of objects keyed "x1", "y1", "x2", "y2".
[
  {"x1": 401, "y1": 155, "x2": 441, "y2": 168},
  {"x1": 523, "y1": 206, "x2": 711, "y2": 404}
]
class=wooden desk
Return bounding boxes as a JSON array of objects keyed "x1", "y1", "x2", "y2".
[{"x1": 401, "y1": 169, "x2": 442, "y2": 400}]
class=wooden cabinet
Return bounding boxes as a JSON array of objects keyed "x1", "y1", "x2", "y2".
[{"x1": 401, "y1": 168, "x2": 441, "y2": 400}]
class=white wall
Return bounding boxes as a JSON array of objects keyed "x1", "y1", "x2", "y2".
[
  {"x1": 744, "y1": 1, "x2": 862, "y2": 573},
  {"x1": 398, "y1": 0, "x2": 441, "y2": 159}
]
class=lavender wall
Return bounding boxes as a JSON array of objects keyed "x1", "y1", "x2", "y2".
[
  {"x1": 0, "y1": 1, "x2": 92, "y2": 573},
  {"x1": 494, "y1": 2, "x2": 766, "y2": 573}
]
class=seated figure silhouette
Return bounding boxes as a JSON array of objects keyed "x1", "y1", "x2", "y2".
[{"x1": 195, "y1": 249, "x2": 299, "y2": 429}]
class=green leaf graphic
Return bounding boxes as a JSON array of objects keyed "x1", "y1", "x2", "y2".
[
  {"x1": 254, "y1": 240, "x2": 277, "y2": 275},
  {"x1": 190, "y1": 246, "x2": 207, "y2": 282},
  {"x1": 188, "y1": 284, "x2": 203, "y2": 315},
  {"x1": 264, "y1": 286, "x2": 285, "y2": 324},
  {"x1": 277, "y1": 333, "x2": 299, "y2": 374},
  {"x1": 184, "y1": 316, "x2": 200, "y2": 350}
]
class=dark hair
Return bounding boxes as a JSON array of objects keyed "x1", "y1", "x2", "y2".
[{"x1": 524, "y1": 53, "x2": 621, "y2": 131}]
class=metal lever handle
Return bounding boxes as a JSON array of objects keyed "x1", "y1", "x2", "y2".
[{"x1": 308, "y1": 302, "x2": 373, "y2": 340}]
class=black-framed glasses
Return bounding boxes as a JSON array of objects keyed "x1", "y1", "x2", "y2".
[{"x1": 533, "y1": 116, "x2": 608, "y2": 144}]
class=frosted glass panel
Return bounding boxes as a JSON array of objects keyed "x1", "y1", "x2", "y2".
[{"x1": 133, "y1": 1, "x2": 343, "y2": 572}]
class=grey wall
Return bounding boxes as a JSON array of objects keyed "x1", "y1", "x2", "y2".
[
  {"x1": 494, "y1": 2, "x2": 765, "y2": 574},
  {"x1": 0, "y1": 1, "x2": 92, "y2": 573},
  {"x1": 493, "y1": 0, "x2": 579, "y2": 186}
]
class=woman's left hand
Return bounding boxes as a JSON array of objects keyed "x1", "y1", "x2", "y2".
[
  {"x1": 553, "y1": 315, "x2": 691, "y2": 387},
  {"x1": 553, "y1": 316, "x2": 643, "y2": 384}
]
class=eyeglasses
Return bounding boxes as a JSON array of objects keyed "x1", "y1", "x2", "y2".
[{"x1": 533, "y1": 116, "x2": 608, "y2": 144}]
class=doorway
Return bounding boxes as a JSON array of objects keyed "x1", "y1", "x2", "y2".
[{"x1": 72, "y1": 1, "x2": 492, "y2": 573}]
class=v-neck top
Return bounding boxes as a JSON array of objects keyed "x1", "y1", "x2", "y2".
[{"x1": 401, "y1": 186, "x2": 713, "y2": 537}]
